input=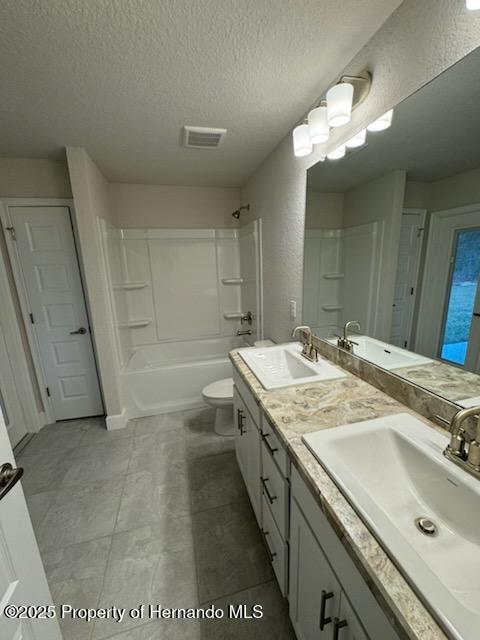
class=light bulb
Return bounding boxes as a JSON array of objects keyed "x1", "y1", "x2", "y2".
[
  {"x1": 327, "y1": 145, "x2": 346, "y2": 160},
  {"x1": 345, "y1": 129, "x2": 367, "y2": 148},
  {"x1": 467, "y1": 0, "x2": 480, "y2": 9},
  {"x1": 367, "y1": 109, "x2": 394, "y2": 132},
  {"x1": 326, "y1": 83, "x2": 354, "y2": 127},
  {"x1": 308, "y1": 106, "x2": 330, "y2": 144},
  {"x1": 292, "y1": 124, "x2": 313, "y2": 157}
]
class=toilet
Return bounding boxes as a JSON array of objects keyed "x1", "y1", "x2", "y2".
[{"x1": 202, "y1": 340, "x2": 274, "y2": 436}]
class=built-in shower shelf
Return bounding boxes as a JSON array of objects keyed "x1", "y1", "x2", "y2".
[
  {"x1": 224, "y1": 312, "x2": 244, "y2": 320},
  {"x1": 222, "y1": 278, "x2": 244, "y2": 285},
  {"x1": 322, "y1": 305, "x2": 343, "y2": 312},
  {"x1": 113, "y1": 281, "x2": 147, "y2": 290},
  {"x1": 323, "y1": 273, "x2": 344, "y2": 280},
  {"x1": 119, "y1": 319, "x2": 152, "y2": 329}
]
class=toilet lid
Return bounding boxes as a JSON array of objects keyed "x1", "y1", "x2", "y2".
[{"x1": 202, "y1": 377, "x2": 233, "y2": 400}]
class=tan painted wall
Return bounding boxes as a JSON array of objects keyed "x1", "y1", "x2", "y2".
[
  {"x1": 0, "y1": 157, "x2": 71, "y2": 198},
  {"x1": 109, "y1": 183, "x2": 240, "y2": 229}
]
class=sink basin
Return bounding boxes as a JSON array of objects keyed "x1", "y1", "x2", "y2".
[
  {"x1": 238, "y1": 342, "x2": 346, "y2": 389},
  {"x1": 303, "y1": 413, "x2": 480, "y2": 640}
]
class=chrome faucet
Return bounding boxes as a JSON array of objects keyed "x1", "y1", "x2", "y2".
[
  {"x1": 336, "y1": 321, "x2": 360, "y2": 352},
  {"x1": 291, "y1": 325, "x2": 318, "y2": 363},
  {"x1": 443, "y1": 406, "x2": 480, "y2": 479}
]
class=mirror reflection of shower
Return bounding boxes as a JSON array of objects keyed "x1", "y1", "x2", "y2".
[{"x1": 232, "y1": 204, "x2": 250, "y2": 219}]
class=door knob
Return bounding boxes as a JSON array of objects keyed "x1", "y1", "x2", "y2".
[
  {"x1": 0, "y1": 462, "x2": 24, "y2": 501},
  {"x1": 70, "y1": 327, "x2": 87, "y2": 335}
]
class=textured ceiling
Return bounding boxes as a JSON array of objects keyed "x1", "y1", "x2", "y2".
[
  {"x1": 307, "y1": 46, "x2": 480, "y2": 192},
  {"x1": 0, "y1": 0, "x2": 402, "y2": 186}
]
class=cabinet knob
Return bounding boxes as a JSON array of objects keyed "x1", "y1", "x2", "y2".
[{"x1": 319, "y1": 589, "x2": 334, "y2": 630}]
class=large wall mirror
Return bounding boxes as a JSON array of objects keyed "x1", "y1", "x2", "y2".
[{"x1": 304, "y1": 46, "x2": 480, "y2": 409}]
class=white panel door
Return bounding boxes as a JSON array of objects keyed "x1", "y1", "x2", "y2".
[
  {"x1": 0, "y1": 407, "x2": 62, "y2": 640},
  {"x1": 390, "y1": 211, "x2": 424, "y2": 348},
  {"x1": 0, "y1": 323, "x2": 27, "y2": 448},
  {"x1": 10, "y1": 206, "x2": 103, "y2": 421}
]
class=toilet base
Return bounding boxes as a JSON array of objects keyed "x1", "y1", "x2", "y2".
[{"x1": 214, "y1": 406, "x2": 235, "y2": 437}]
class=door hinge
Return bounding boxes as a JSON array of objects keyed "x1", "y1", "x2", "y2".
[
  {"x1": 404, "y1": 340, "x2": 408, "y2": 348},
  {"x1": 5, "y1": 226, "x2": 16, "y2": 241},
  {"x1": 29, "y1": 312, "x2": 35, "y2": 324},
  {"x1": 417, "y1": 227, "x2": 424, "y2": 238},
  {"x1": 410, "y1": 287, "x2": 414, "y2": 295},
  {"x1": 45, "y1": 387, "x2": 50, "y2": 397}
]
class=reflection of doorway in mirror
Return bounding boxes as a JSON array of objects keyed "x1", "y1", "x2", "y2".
[
  {"x1": 415, "y1": 205, "x2": 480, "y2": 374},
  {"x1": 390, "y1": 209, "x2": 426, "y2": 349},
  {"x1": 439, "y1": 227, "x2": 480, "y2": 368}
]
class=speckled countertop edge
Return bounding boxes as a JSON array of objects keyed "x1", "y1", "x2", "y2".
[{"x1": 229, "y1": 347, "x2": 449, "y2": 640}]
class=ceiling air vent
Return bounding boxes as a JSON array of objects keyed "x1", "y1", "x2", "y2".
[{"x1": 183, "y1": 126, "x2": 227, "y2": 149}]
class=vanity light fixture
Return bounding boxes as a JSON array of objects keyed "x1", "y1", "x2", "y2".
[
  {"x1": 308, "y1": 105, "x2": 330, "y2": 144},
  {"x1": 292, "y1": 123, "x2": 313, "y2": 157},
  {"x1": 466, "y1": 0, "x2": 480, "y2": 9},
  {"x1": 367, "y1": 109, "x2": 394, "y2": 132},
  {"x1": 327, "y1": 144, "x2": 346, "y2": 160},
  {"x1": 326, "y1": 82, "x2": 354, "y2": 127},
  {"x1": 345, "y1": 128, "x2": 367, "y2": 148}
]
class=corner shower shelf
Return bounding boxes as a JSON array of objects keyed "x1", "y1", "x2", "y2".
[
  {"x1": 224, "y1": 312, "x2": 244, "y2": 320},
  {"x1": 118, "y1": 319, "x2": 152, "y2": 329},
  {"x1": 322, "y1": 305, "x2": 343, "y2": 312},
  {"x1": 221, "y1": 278, "x2": 244, "y2": 285},
  {"x1": 323, "y1": 273, "x2": 344, "y2": 280},
  {"x1": 113, "y1": 281, "x2": 147, "y2": 290}
]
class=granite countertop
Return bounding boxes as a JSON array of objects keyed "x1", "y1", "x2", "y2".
[
  {"x1": 392, "y1": 360, "x2": 480, "y2": 403},
  {"x1": 230, "y1": 347, "x2": 449, "y2": 640}
]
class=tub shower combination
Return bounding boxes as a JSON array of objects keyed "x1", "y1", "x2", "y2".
[{"x1": 102, "y1": 222, "x2": 262, "y2": 418}]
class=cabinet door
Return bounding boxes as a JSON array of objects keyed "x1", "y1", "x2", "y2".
[
  {"x1": 290, "y1": 499, "x2": 341, "y2": 640},
  {"x1": 234, "y1": 387, "x2": 247, "y2": 481},
  {"x1": 246, "y1": 409, "x2": 261, "y2": 523},
  {"x1": 233, "y1": 387, "x2": 261, "y2": 524},
  {"x1": 334, "y1": 592, "x2": 370, "y2": 640}
]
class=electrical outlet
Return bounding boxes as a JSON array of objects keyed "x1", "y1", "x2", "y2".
[{"x1": 290, "y1": 300, "x2": 297, "y2": 320}]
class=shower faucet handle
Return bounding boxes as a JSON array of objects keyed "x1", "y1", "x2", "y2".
[{"x1": 241, "y1": 311, "x2": 253, "y2": 325}]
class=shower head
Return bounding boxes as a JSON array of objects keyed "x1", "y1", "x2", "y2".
[{"x1": 232, "y1": 204, "x2": 250, "y2": 219}]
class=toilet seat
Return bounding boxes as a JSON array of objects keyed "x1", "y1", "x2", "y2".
[{"x1": 202, "y1": 378, "x2": 233, "y2": 406}]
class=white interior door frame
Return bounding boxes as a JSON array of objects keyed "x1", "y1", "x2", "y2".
[
  {"x1": 399, "y1": 208, "x2": 427, "y2": 346},
  {"x1": 414, "y1": 202, "x2": 480, "y2": 358},
  {"x1": 0, "y1": 198, "x2": 94, "y2": 424}
]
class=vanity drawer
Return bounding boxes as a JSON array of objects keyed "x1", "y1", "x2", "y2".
[
  {"x1": 233, "y1": 367, "x2": 261, "y2": 426},
  {"x1": 262, "y1": 495, "x2": 288, "y2": 596},
  {"x1": 261, "y1": 440, "x2": 289, "y2": 539},
  {"x1": 261, "y1": 414, "x2": 289, "y2": 478}
]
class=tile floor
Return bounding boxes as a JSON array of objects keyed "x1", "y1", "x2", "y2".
[{"x1": 18, "y1": 408, "x2": 296, "y2": 640}]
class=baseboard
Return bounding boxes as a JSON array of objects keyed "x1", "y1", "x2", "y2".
[{"x1": 105, "y1": 408, "x2": 128, "y2": 431}]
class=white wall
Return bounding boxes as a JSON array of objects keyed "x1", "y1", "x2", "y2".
[
  {"x1": 66, "y1": 147, "x2": 124, "y2": 427},
  {"x1": 406, "y1": 166, "x2": 480, "y2": 213},
  {"x1": 241, "y1": 0, "x2": 480, "y2": 343},
  {"x1": 109, "y1": 183, "x2": 240, "y2": 229}
]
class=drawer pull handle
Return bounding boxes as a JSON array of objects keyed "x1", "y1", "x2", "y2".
[
  {"x1": 260, "y1": 476, "x2": 277, "y2": 504},
  {"x1": 333, "y1": 617, "x2": 348, "y2": 640},
  {"x1": 261, "y1": 432, "x2": 278, "y2": 455},
  {"x1": 319, "y1": 590, "x2": 334, "y2": 630},
  {"x1": 261, "y1": 529, "x2": 277, "y2": 563},
  {"x1": 237, "y1": 408, "x2": 246, "y2": 435}
]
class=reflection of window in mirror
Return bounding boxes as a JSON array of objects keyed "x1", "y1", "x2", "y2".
[{"x1": 304, "y1": 47, "x2": 480, "y2": 407}]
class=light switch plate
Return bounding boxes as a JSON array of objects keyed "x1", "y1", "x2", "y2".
[{"x1": 290, "y1": 300, "x2": 297, "y2": 320}]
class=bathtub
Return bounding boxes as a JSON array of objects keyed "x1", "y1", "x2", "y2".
[
  {"x1": 327, "y1": 335, "x2": 432, "y2": 370},
  {"x1": 120, "y1": 336, "x2": 245, "y2": 418}
]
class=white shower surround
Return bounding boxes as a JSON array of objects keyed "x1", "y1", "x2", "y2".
[{"x1": 102, "y1": 222, "x2": 263, "y2": 418}]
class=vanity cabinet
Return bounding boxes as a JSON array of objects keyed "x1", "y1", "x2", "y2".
[{"x1": 233, "y1": 386, "x2": 261, "y2": 524}]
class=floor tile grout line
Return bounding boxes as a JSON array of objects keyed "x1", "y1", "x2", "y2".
[{"x1": 198, "y1": 577, "x2": 277, "y2": 607}]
